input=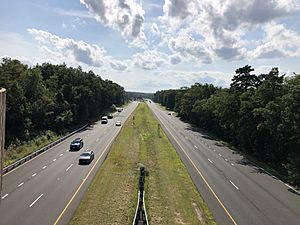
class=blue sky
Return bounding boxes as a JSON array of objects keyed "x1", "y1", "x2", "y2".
[{"x1": 1, "y1": 0, "x2": 300, "y2": 92}]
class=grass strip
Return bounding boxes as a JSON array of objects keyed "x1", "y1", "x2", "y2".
[
  {"x1": 69, "y1": 103, "x2": 216, "y2": 225},
  {"x1": 4, "y1": 131, "x2": 62, "y2": 167}
]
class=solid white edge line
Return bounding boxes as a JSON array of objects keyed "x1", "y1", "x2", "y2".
[
  {"x1": 230, "y1": 180, "x2": 239, "y2": 190},
  {"x1": 208, "y1": 158, "x2": 213, "y2": 164},
  {"x1": 1, "y1": 194, "x2": 8, "y2": 199},
  {"x1": 29, "y1": 193, "x2": 44, "y2": 208},
  {"x1": 17, "y1": 182, "x2": 24, "y2": 187},
  {"x1": 66, "y1": 164, "x2": 73, "y2": 172},
  {"x1": 32, "y1": 173, "x2": 37, "y2": 177}
]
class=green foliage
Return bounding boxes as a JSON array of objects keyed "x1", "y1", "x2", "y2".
[
  {"x1": 0, "y1": 58, "x2": 125, "y2": 147},
  {"x1": 154, "y1": 66, "x2": 300, "y2": 186}
]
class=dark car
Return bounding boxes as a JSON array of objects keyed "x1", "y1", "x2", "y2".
[
  {"x1": 79, "y1": 151, "x2": 94, "y2": 164},
  {"x1": 70, "y1": 138, "x2": 83, "y2": 151},
  {"x1": 108, "y1": 113, "x2": 113, "y2": 119}
]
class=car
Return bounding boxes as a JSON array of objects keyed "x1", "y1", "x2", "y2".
[
  {"x1": 108, "y1": 113, "x2": 113, "y2": 119},
  {"x1": 168, "y1": 112, "x2": 172, "y2": 115},
  {"x1": 79, "y1": 151, "x2": 94, "y2": 164},
  {"x1": 70, "y1": 138, "x2": 83, "y2": 151},
  {"x1": 101, "y1": 116, "x2": 108, "y2": 124},
  {"x1": 115, "y1": 121, "x2": 121, "y2": 126},
  {"x1": 117, "y1": 108, "x2": 123, "y2": 112}
]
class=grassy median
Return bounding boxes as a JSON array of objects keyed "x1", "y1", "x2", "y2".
[{"x1": 69, "y1": 103, "x2": 216, "y2": 225}]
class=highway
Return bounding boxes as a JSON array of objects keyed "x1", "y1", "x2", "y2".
[
  {"x1": 0, "y1": 101, "x2": 138, "y2": 225},
  {"x1": 147, "y1": 101, "x2": 300, "y2": 225}
]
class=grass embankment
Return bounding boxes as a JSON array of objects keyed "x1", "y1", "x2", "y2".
[
  {"x1": 4, "y1": 131, "x2": 62, "y2": 167},
  {"x1": 70, "y1": 103, "x2": 216, "y2": 225}
]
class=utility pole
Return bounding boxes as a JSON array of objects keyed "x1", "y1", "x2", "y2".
[{"x1": 0, "y1": 88, "x2": 6, "y2": 202}]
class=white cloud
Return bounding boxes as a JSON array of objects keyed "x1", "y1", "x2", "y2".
[
  {"x1": 168, "y1": 33, "x2": 212, "y2": 64},
  {"x1": 109, "y1": 59, "x2": 128, "y2": 71},
  {"x1": 168, "y1": 53, "x2": 181, "y2": 64},
  {"x1": 129, "y1": 69, "x2": 230, "y2": 92},
  {"x1": 252, "y1": 22, "x2": 300, "y2": 59},
  {"x1": 27, "y1": 28, "x2": 105, "y2": 67},
  {"x1": 158, "y1": 0, "x2": 300, "y2": 62},
  {"x1": 150, "y1": 23, "x2": 160, "y2": 37},
  {"x1": 80, "y1": 0, "x2": 146, "y2": 45},
  {"x1": 132, "y1": 50, "x2": 167, "y2": 70}
]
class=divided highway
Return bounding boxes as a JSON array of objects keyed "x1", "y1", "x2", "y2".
[
  {"x1": 0, "y1": 101, "x2": 138, "y2": 225},
  {"x1": 147, "y1": 101, "x2": 300, "y2": 225}
]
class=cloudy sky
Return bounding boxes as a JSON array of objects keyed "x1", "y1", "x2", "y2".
[{"x1": 1, "y1": 0, "x2": 300, "y2": 92}]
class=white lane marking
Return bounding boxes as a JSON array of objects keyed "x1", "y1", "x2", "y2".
[
  {"x1": 225, "y1": 158, "x2": 228, "y2": 161},
  {"x1": 96, "y1": 138, "x2": 99, "y2": 142},
  {"x1": 66, "y1": 164, "x2": 73, "y2": 172},
  {"x1": 66, "y1": 150, "x2": 69, "y2": 152},
  {"x1": 42, "y1": 166, "x2": 47, "y2": 169},
  {"x1": 208, "y1": 159, "x2": 213, "y2": 164},
  {"x1": 18, "y1": 182, "x2": 24, "y2": 187},
  {"x1": 208, "y1": 146, "x2": 211, "y2": 149},
  {"x1": 231, "y1": 163, "x2": 234, "y2": 166},
  {"x1": 53, "y1": 159, "x2": 57, "y2": 162},
  {"x1": 32, "y1": 173, "x2": 37, "y2": 177},
  {"x1": 84, "y1": 136, "x2": 87, "y2": 139},
  {"x1": 218, "y1": 154, "x2": 222, "y2": 157},
  {"x1": 194, "y1": 145, "x2": 198, "y2": 149},
  {"x1": 230, "y1": 180, "x2": 239, "y2": 190},
  {"x1": 1, "y1": 194, "x2": 8, "y2": 199},
  {"x1": 59, "y1": 153, "x2": 63, "y2": 157},
  {"x1": 86, "y1": 148, "x2": 89, "y2": 151},
  {"x1": 29, "y1": 193, "x2": 44, "y2": 208}
]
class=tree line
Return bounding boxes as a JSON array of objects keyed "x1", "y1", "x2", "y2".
[
  {"x1": 0, "y1": 58, "x2": 125, "y2": 147},
  {"x1": 154, "y1": 65, "x2": 300, "y2": 186}
]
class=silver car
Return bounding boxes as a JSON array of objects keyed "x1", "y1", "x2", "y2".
[{"x1": 79, "y1": 151, "x2": 94, "y2": 164}]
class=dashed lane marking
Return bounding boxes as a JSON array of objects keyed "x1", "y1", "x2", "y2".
[
  {"x1": 29, "y1": 193, "x2": 44, "y2": 208},
  {"x1": 230, "y1": 180, "x2": 239, "y2": 190}
]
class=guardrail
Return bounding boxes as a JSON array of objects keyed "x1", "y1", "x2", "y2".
[
  {"x1": 132, "y1": 166, "x2": 149, "y2": 225},
  {"x1": 2, "y1": 123, "x2": 89, "y2": 174}
]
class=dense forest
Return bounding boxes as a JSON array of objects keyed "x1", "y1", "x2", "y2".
[
  {"x1": 154, "y1": 65, "x2": 300, "y2": 186},
  {"x1": 0, "y1": 58, "x2": 125, "y2": 147}
]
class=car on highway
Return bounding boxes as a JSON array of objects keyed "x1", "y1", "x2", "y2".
[
  {"x1": 117, "y1": 108, "x2": 123, "y2": 112},
  {"x1": 101, "y1": 116, "x2": 108, "y2": 124},
  {"x1": 115, "y1": 121, "x2": 121, "y2": 126},
  {"x1": 70, "y1": 138, "x2": 83, "y2": 151},
  {"x1": 108, "y1": 113, "x2": 113, "y2": 119},
  {"x1": 168, "y1": 112, "x2": 172, "y2": 115},
  {"x1": 79, "y1": 151, "x2": 94, "y2": 164}
]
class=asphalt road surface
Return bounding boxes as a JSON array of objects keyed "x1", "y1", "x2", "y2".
[
  {"x1": 0, "y1": 101, "x2": 138, "y2": 225},
  {"x1": 147, "y1": 101, "x2": 300, "y2": 225}
]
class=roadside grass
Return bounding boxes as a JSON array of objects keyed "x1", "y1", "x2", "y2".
[
  {"x1": 69, "y1": 103, "x2": 216, "y2": 225},
  {"x1": 3, "y1": 131, "x2": 62, "y2": 167}
]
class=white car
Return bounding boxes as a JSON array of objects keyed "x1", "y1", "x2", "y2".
[
  {"x1": 79, "y1": 151, "x2": 94, "y2": 164},
  {"x1": 115, "y1": 121, "x2": 121, "y2": 126}
]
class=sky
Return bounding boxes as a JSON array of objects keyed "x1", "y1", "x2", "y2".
[{"x1": 1, "y1": 0, "x2": 300, "y2": 92}]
